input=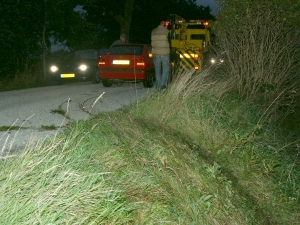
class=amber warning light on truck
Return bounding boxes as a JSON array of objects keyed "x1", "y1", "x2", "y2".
[{"x1": 189, "y1": 20, "x2": 209, "y2": 26}]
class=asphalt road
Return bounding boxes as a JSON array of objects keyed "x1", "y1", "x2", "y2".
[{"x1": 0, "y1": 81, "x2": 154, "y2": 157}]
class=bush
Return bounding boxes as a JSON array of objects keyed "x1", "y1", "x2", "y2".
[{"x1": 212, "y1": 0, "x2": 300, "y2": 114}]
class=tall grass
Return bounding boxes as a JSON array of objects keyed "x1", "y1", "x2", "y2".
[
  {"x1": 212, "y1": 0, "x2": 300, "y2": 116},
  {"x1": 128, "y1": 70, "x2": 300, "y2": 224},
  {"x1": 0, "y1": 126, "x2": 135, "y2": 224},
  {"x1": 0, "y1": 69, "x2": 299, "y2": 224}
]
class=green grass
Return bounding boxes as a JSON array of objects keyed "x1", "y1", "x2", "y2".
[{"x1": 0, "y1": 70, "x2": 299, "y2": 224}]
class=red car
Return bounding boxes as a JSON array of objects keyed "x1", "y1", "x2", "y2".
[{"x1": 98, "y1": 44, "x2": 155, "y2": 88}]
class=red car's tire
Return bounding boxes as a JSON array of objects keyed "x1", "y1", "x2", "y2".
[{"x1": 143, "y1": 71, "x2": 154, "y2": 88}]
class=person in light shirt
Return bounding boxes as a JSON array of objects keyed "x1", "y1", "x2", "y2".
[{"x1": 151, "y1": 21, "x2": 170, "y2": 90}]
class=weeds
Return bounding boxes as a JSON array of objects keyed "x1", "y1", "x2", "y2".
[{"x1": 213, "y1": 0, "x2": 300, "y2": 115}]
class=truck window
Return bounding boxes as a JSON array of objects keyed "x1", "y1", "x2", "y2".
[
  {"x1": 190, "y1": 34, "x2": 206, "y2": 40},
  {"x1": 187, "y1": 24, "x2": 206, "y2": 29}
]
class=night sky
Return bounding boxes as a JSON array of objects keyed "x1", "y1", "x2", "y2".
[{"x1": 196, "y1": 0, "x2": 219, "y2": 15}]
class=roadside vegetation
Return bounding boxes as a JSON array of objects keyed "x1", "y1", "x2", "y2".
[
  {"x1": 1, "y1": 0, "x2": 299, "y2": 224},
  {"x1": 0, "y1": 68, "x2": 299, "y2": 224},
  {"x1": 0, "y1": 73, "x2": 52, "y2": 92}
]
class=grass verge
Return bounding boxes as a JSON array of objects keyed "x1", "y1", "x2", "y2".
[
  {"x1": 0, "y1": 70, "x2": 299, "y2": 224},
  {"x1": 0, "y1": 73, "x2": 55, "y2": 92}
]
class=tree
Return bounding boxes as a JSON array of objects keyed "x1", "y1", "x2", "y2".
[
  {"x1": 131, "y1": 0, "x2": 214, "y2": 43},
  {"x1": 0, "y1": 0, "x2": 91, "y2": 79},
  {"x1": 0, "y1": 0, "x2": 45, "y2": 79},
  {"x1": 81, "y1": 0, "x2": 214, "y2": 45},
  {"x1": 81, "y1": 0, "x2": 135, "y2": 44}
]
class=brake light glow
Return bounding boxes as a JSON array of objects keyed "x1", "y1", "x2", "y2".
[
  {"x1": 189, "y1": 20, "x2": 209, "y2": 26},
  {"x1": 136, "y1": 60, "x2": 145, "y2": 66},
  {"x1": 98, "y1": 58, "x2": 105, "y2": 66}
]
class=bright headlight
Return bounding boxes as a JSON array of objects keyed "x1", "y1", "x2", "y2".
[
  {"x1": 79, "y1": 64, "x2": 87, "y2": 71},
  {"x1": 210, "y1": 59, "x2": 216, "y2": 64},
  {"x1": 50, "y1": 65, "x2": 58, "y2": 72}
]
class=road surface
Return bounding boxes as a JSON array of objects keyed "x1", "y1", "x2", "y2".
[{"x1": 0, "y1": 81, "x2": 153, "y2": 157}]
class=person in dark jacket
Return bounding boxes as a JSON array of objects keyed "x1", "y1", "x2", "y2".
[{"x1": 151, "y1": 21, "x2": 170, "y2": 90}]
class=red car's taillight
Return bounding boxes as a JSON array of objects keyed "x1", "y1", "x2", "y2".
[
  {"x1": 136, "y1": 59, "x2": 145, "y2": 67},
  {"x1": 98, "y1": 58, "x2": 105, "y2": 67}
]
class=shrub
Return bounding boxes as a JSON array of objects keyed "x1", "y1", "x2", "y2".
[{"x1": 212, "y1": 0, "x2": 300, "y2": 114}]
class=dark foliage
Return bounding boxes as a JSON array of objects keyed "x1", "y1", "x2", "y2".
[{"x1": 0, "y1": 0, "x2": 213, "y2": 81}]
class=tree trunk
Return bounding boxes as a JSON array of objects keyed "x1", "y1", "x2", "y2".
[
  {"x1": 111, "y1": 0, "x2": 134, "y2": 43},
  {"x1": 42, "y1": 0, "x2": 47, "y2": 77}
]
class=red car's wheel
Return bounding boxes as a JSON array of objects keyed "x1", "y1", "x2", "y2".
[{"x1": 143, "y1": 71, "x2": 154, "y2": 88}]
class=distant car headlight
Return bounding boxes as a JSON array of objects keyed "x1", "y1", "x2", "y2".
[
  {"x1": 210, "y1": 58, "x2": 216, "y2": 64},
  {"x1": 79, "y1": 64, "x2": 87, "y2": 71},
  {"x1": 50, "y1": 65, "x2": 58, "y2": 72}
]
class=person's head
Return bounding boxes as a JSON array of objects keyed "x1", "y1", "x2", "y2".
[
  {"x1": 120, "y1": 33, "x2": 126, "y2": 42},
  {"x1": 160, "y1": 21, "x2": 166, "y2": 26}
]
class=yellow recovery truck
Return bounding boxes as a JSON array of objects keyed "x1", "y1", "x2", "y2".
[{"x1": 167, "y1": 14, "x2": 211, "y2": 75}]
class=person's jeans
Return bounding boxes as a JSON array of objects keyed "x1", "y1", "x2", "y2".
[{"x1": 153, "y1": 55, "x2": 170, "y2": 89}]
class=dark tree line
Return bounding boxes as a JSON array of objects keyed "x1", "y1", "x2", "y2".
[
  {"x1": 0, "y1": 0, "x2": 213, "y2": 80},
  {"x1": 0, "y1": 0, "x2": 81, "y2": 79}
]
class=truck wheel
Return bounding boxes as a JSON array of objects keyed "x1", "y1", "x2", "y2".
[
  {"x1": 102, "y1": 79, "x2": 113, "y2": 87},
  {"x1": 143, "y1": 71, "x2": 154, "y2": 88}
]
